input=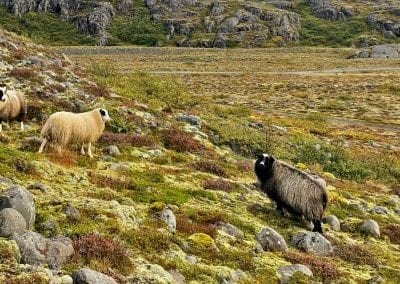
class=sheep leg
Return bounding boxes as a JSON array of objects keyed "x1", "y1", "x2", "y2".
[
  {"x1": 276, "y1": 203, "x2": 285, "y2": 216},
  {"x1": 88, "y1": 143, "x2": 93, "y2": 158},
  {"x1": 38, "y1": 138, "x2": 47, "y2": 153},
  {"x1": 0, "y1": 122, "x2": 2, "y2": 132},
  {"x1": 20, "y1": 121, "x2": 24, "y2": 131},
  {"x1": 312, "y1": 219, "x2": 323, "y2": 234},
  {"x1": 80, "y1": 144, "x2": 86, "y2": 155}
]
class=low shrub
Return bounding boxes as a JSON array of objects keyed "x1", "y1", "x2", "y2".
[
  {"x1": 192, "y1": 160, "x2": 228, "y2": 177},
  {"x1": 332, "y1": 240, "x2": 379, "y2": 266},
  {"x1": 13, "y1": 158, "x2": 37, "y2": 175},
  {"x1": 203, "y1": 178, "x2": 235, "y2": 192},
  {"x1": 9, "y1": 67, "x2": 36, "y2": 79},
  {"x1": 100, "y1": 132, "x2": 155, "y2": 147},
  {"x1": 382, "y1": 224, "x2": 400, "y2": 245},
  {"x1": 83, "y1": 83, "x2": 110, "y2": 98},
  {"x1": 88, "y1": 171, "x2": 131, "y2": 190},
  {"x1": 161, "y1": 128, "x2": 205, "y2": 153},
  {"x1": 176, "y1": 213, "x2": 217, "y2": 237}
]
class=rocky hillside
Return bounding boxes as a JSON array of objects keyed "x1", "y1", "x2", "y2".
[
  {"x1": 1, "y1": 0, "x2": 400, "y2": 47},
  {"x1": 0, "y1": 27, "x2": 400, "y2": 283}
]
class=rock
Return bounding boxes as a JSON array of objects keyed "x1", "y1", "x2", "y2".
[
  {"x1": 0, "y1": 185, "x2": 36, "y2": 228},
  {"x1": 47, "y1": 236, "x2": 74, "y2": 270},
  {"x1": 359, "y1": 219, "x2": 380, "y2": 238},
  {"x1": 104, "y1": 145, "x2": 121, "y2": 156},
  {"x1": 306, "y1": 0, "x2": 354, "y2": 21},
  {"x1": 63, "y1": 204, "x2": 81, "y2": 221},
  {"x1": 127, "y1": 264, "x2": 175, "y2": 283},
  {"x1": 324, "y1": 215, "x2": 340, "y2": 231},
  {"x1": 185, "y1": 254, "x2": 197, "y2": 264},
  {"x1": 0, "y1": 208, "x2": 27, "y2": 237},
  {"x1": 59, "y1": 275, "x2": 73, "y2": 284},
  {"x1": 72, "y1": 268, "x2": 117, "y2": 284},
  {"x1": 160, "y1": 208, "x2": 176, "y2": 233},
  {"x1": 176, "y1": 114, "x2": 202, "y2": 128},
  {"x1": 368, "y1": 13, "x2": 400, "y2": 39},
  {"x1": 278, "y1": 264, "x2": 313, "y2": 284},
  {"x1": 215, "y1": 221, "x2": 244, "y2": 239},
  {"x1": 371, "y1": 44, "x2": 399, "y2": 58},
  {"x1": 118, "y1": 0, "x2": 134, "y2": 13},
  {"x1": 10, "y1": 231, "x2": 73, "y2": 269},
  {"x1": 256, "y1": 227, "x2": 288, "y2": 252},
  {"x1": 27, "y1": 182, "x2": 48, "y2": 192},
  {"x1": 169, "y1": 269, "x2": 185, "y2": 284},
  {"x1": 370, "y1": 206, "x2": 389, "y2": 215},
  {"x1": 369, "y1": 275, "x2": 384, "y2": 284},
  {"x1": 292, "y1": 232, "x2": 333, "y2": 256}
]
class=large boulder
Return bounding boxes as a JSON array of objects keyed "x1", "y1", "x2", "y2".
[
  {"x1": 292, "y1": 232, "x2": 333, "y2": 256},
  {"x1": 0, "y1": 185, "x2": 35, "y2": 228},
  {"x1": 0, "y1": 208, "x2": 27, "y2": 237},
  {"x1": 256, "y1": 227, "x2": 288, "y2": 252},
  {"x1": 72, "y1": 268, "x2": 117, "y2": 284},
  {"x1": 306, "y1": 0, "x2": 354, "y2": 21},
  {"x1": 10, "y1": 231, "x2": 74, "y2": 269}
]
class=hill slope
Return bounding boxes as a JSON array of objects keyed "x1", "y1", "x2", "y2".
[
  {"x1": 1, "y1": 0, "x2": 400, "y2": 47},
  {"x1": 0, "y1": 27, "x2": 400, "y2": 283}
]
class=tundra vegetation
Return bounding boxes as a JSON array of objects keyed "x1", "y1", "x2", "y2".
[{"x1": 0, "y1": 28, "x2": 399, "y2": 283}]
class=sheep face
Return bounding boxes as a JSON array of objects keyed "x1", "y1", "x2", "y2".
[
  {"x1": 99, "y1": 108, "x2": 111, "y2": 122},
  {"x1": 255, "y1": 153, "x2": 275, "y2": 182},
  {"x1": 0, "y1": 86, "x2": 7, "y2": 102}
]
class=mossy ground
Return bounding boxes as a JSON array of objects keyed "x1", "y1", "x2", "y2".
[{"x1": 0, "y1": 30, "x2": 400, "y2": 282}]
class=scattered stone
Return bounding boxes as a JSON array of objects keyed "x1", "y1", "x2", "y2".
[
  {"x1": 104, "y1": 145, "x2": 120, "y2": 156},
  {"x1": 0, "y1": 185, "x2": 36, "y2": 228},
  {"x1": 63, "y1": 204, "x2": 81, "y2": 221},
  {"x1": 185, "y1": 254, "x2": 197, "y2": 264},
  {"x1": 371, "y1": 44, "x2": 399, "y2": 58},
  {"x1": 126, "y1": 264, "x2": 175, "y2": 284},
  {"x1": 27, "y1": 182, "x2": 48, "y2": 192},
  {"x1": 177, "y1": 114, "x2": 202, "y2": 128},
  {"x1": 169, "y1": 269, "x2": 185, "y2": 284},
  {"x1": 359, "y1": 219, "x2": 380, "y2": 238},
  {"x1": 370, "y1": 206, "x2": 389, "y2": 215},
  {"x1": 47, "y1": 236, "x2": 74, "y2": 270},
  {"x1": 368, "y1": 275, "x2": 384, "y2": 284},
  {"x1": 306, "y1": 0, "x2": 354, "y2": 21},
  {"x1": 215, "y1": 221, "x2": 244, "y2": 239},
  {"x1": 160, "y1": 208, "x2": 176, "y2": 233},
  {"x1": 325, "y1": 215, "x2": 341, "y2": 231},
  {"x1": 72, "y1": 268, "x2": 117, "y2": 284},
  {"x1": 278, "y1": 264, "x2": 313, "y2": 284},
  {"x1": 58, "y1": 275, "x2": 73, "y2": 284},
  {"x1": 292, "y1": 232, "x2": 333, "y2": 256},
  {"x1": 256, "y1": 227, "x2": 288, "y2": 252},
  {"x1": 0, "y1": 208, "x2": 27, "y2": 237}
]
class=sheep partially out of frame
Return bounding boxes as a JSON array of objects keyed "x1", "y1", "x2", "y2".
[
  {"x1": 38, "y1": 108, "x2": 111, "y2": 158},
  {"x1": 0, "y1": 86, "x2": 26, "y2": 132},
  {"x1": 255, "y1": 154, "x2": 328, "y2": 233}
]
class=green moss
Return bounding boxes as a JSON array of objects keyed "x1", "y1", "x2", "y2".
[{"x1": 188, "y1": 233, "x2": 215, "y2": 248}]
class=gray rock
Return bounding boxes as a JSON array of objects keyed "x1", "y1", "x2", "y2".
[
  {"x1": 0, "y1": 208, "x2": 27, "y2": 237},
  {"x1": 278, "y1": 264, "x2": 313, "y2": 284},
  {"x1": 160, "y1": 208, "x2": 176, "y2": 233},
  {"x1": 177, "y1": 114, "x2": 202, "y2": 128},
  {"x1": 0, "y1": 185, "x2": 35, "y2": 228},
  {"x1": 215, "y1": 221, "x2": 244, "y2": 239},
  {"x1": 22, "y1": 136, "x2": 43, "y2": 151},
  {"x1": 104, "y1": 145, "x2": 121, "y2": 156},
  {"x1": 369, "y1": 275, "x2": 384, "y2": 284},
  {"x1": 370, "y1": 206, "x2": 389, "y2": 215},
  {"x1": 63, "y1": 203, "x2": 81, "y2": 221},
  {"x1": 118, "y1": 0, "x2": 134, "y2": 13},
  {"x1": 10, "y1": 231, "x2": 47, "y2": 265},
  {"x1": 371, "y1": 44, "x2": 399, "y2": 58},
  {"x1": 359, "y1": 219, "x2": 380, "y2": 238},
  {"x1": 292, "y1": 232, "x2": 333, "y2": 256},
  {"x1": 306, "y1": 0, "x2": 354, "y2": 21},
  {"x1": 256, "y1": 227, "x2": 288, "y2": 252},
  {"x1": 27, "y1": 182, "x2": 48, "y2": 192},
  {"x1": 47, "y1": 236, "x2": 74, "y2": 270},
  {"x1": 185, "y1": 254, "x2": 197, "y2": 264},
  {"x1": 169, "y1": 269, "x2": 185, "y2": 284},
  {"x1": 72, "y1": 268, "x2": 117, "y2": 284},
  {"x1": 325, "y1": 215, "x2": 340, "y2": 231}
]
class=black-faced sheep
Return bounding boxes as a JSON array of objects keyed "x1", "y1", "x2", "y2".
[
  {"x1": 255, "y1": 154, "x2": 328, "y2": 233},
  {"x1": 0, "y1": 86, "x2": 27, "y2": 132},
  {"x1": 38, "y1": 108, "x2": 111, "y2": 158}
]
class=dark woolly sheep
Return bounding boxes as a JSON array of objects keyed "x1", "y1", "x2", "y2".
[{"x1": 255, "y1": 154, "x2": 328, "y2": 233}]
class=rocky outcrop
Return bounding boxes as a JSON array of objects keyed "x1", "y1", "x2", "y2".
[
  {"x1": 368, "y1": 9, "x2": 400, "y2": 39},
  {"x1": 349, "y1": 44, "x2": 400, "y2": 59},
  {"x1": 2, "y1": 0, "x2": 121, "y2": 45},
  {"x1": 306, "y1": 0, "x2": 354, "y2": 21}
]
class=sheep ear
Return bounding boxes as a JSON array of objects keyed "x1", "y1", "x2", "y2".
[
  {"x1": 255, "y1": 153, "x2": 263, "y2": 159},
  {"x1": 269, "y1": 156, "x2": 275, "y2": 163}
]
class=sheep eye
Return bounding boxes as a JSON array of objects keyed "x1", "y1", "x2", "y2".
[{"x1": 100, "y1": 109, "x2": 106, "y2": 116}]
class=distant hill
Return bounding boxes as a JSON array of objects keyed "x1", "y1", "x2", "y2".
[{"x1": 0, "y1": 0, "x2": 399, "y2": 47}]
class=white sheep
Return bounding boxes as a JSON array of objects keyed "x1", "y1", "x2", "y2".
[
  {"x1": 0, "y1": 86, "x2": 27, "y2": 132},
  {"x1": 38, "y1": 108, "x2": 111, "y2": 158}
]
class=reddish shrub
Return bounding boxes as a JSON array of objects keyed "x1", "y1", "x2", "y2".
[
  {"x1": 99, "y1": 132, "x2": 155, "y2": 147},
  {"x1": 13, "y1": 158, "x2": 37, "y2": 175},
  {"x1": 236, "y1": 161, "x2": 253, "y2": 172},
  {"x1": 176, "y1": 214, "x2": 217, "y2": 237},
  {"x1": 44, "y1": 83, "x2": 66, "y2": 93},
  {"x1": 333, "y1": 241, "x2": 379, "y2": 266},
  {"x1": 84, "y1": 83, "x2": 110, "y2": 98},
  {"x1": 203, "y1": 178, "x2": 235, "y2": 192},
  {"x1": 284, "y1": 251, "x2": 339, "y2": 282},
  {"x1": 382, "y1": 224, "x2": 400, "y2": 245},
  {"x1": 391, "y1": 186, "x2": 400, "y2": 196},
  {"x1": 161, "y1": 128, "x2": 205, "y2": 153},
  {"x1": 88, "y1": 171, "x2": 131, "y2": 190},
  {"x1": 72, "y1": 233, "x2": 131, "y2": 274},
  {"x1": 192, "y1": 160, "x2": 228, "y2": 177},
  {"x1": 9, "y1": 67, "x2": 36, "y2": 79},
  {"x1": 49, "y1": 151, "x2": 78, "y2": 168},
  {"x1": 10, "y1": 48, "x2": 25, "y2": 60}
]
